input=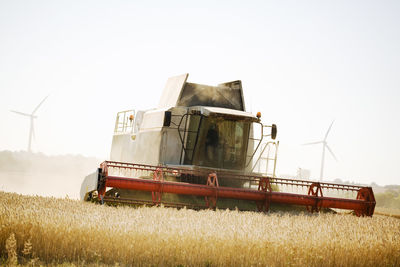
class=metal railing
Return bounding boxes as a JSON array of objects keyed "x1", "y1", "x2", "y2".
[{"x1": 114, "y1": 110, "x2": 135, "y2": 133}]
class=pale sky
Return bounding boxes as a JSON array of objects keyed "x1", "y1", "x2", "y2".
[{"x1": 0, "y1": 0, "x2": 399, "y2": 185}]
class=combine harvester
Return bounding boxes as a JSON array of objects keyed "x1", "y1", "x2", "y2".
[{"x1": 81, "y1": 74, "x2": 375, "y2": 216}]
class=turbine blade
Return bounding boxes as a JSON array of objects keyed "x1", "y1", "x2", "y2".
[
  {"x1": 32, "y1": 95, "x2": 49, "y2": 114},
  {"x1": 302, "y1": 141, "x2": 323, "y2": 146},
  {"x1": 10, "y1": 110, "x2": 31, "y2": 117},
  {"x1": 326, "y1": 144, "x2": 338, "y2": 162},
  {"x1": 324, "y1": 120, "x2": 335, "y2": 141}
]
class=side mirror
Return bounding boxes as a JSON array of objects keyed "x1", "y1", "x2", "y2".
[
  {"x1": 163, "y1": 111, "x2": 172, "y2": 127},
  {"x1": 271, "y1": 124, "x2": 277, "y2": 140}
]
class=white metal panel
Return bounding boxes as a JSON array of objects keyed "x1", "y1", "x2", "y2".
[
  {"x1": 140, "y1": 109, "x2": 166, "y2": 130},
  {"x1": 110, "y1": 133, "x2": 137, "y2": 163},
  {"x1": 158, "y1": 73, "x2": 189, "y2": 109},
  {"x1": 80, "y1": 170, "x2": 99, "y2": 201},
  {"x1": 133, "y1": 130, "x2": 162, "y2": 166}
]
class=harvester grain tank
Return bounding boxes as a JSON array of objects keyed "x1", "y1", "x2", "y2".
[{"x1": 80, "y1": 73, "x2": 375, "y2": 216}]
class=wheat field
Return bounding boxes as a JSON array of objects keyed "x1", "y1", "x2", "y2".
[
  {"x1": 1, "y1": 191, "x2": 399, "y2": 266},
  {"x1": 375, "y1": 207, "x2": 400, "y2": 219}
]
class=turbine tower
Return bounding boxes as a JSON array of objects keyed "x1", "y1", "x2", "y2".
[
  {"x1": 303, "y1": 120, "x2": 338, "y2": 181},
  {"x1": 10, "y1": 95, "x2": 49, "y2": 153}
]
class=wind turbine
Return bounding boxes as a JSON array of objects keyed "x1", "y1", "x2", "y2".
[
  {"x1": 10, "y1": 95, "x2": 49, "y2": 153},
  {"x1": 303, "y1": 120, "x2": 338, "y2": 181}
]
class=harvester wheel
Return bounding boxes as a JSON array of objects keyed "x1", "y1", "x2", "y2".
[
  {"x1": 205, "y1": 172, "x2": 219, "y2": 209},
  {"x1": 152, "y1": 168, "x2": 164, "y2": 206}
]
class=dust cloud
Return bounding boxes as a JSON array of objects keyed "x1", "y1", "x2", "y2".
[{"x1": 0, "y1": 151, "x2": 101, "y2": 199}]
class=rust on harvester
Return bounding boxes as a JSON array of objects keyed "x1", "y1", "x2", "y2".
[{"x1": 80, "y1": 74, "x2": 376, "y2": 216}]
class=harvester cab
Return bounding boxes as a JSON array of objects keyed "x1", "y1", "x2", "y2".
[
  {"x1": 108, "y1": 73, "x2": 278, "y2": 175},
  {"x1": 80, "y1": 74, "x2": 375, "y2": 216}
]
